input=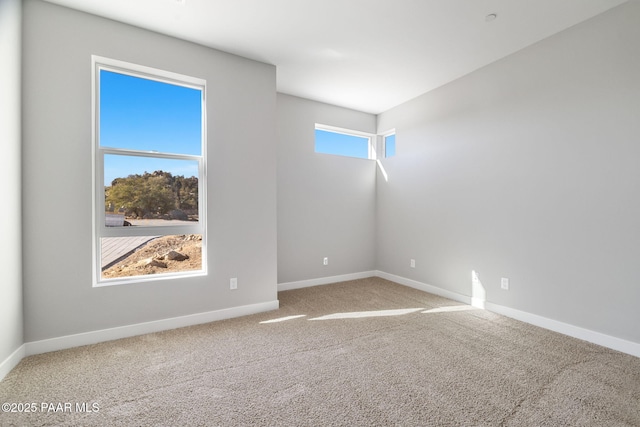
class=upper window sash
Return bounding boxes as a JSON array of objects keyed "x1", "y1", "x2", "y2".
[
  {"x1": 93, "y1": 56, "x2": 206, "y2": 234},
  {"x1": 97, "y1": 68, "x2": 203, "y2": 156}
]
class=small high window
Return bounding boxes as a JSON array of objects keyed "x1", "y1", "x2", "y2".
[
  {"x1": 384, "y1": 132, "x2": 396, "y2": 158},
  {"x1": 93, "y1": 56, "x2": 206, "y2": 286},
  {"x1": 315, "y1": 124, "x2": 374, "y2": 159}
]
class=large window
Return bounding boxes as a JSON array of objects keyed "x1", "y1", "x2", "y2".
[
  {"x1": 315, "y1": 124, "x2": 374, "y2": 159},
  {"x1": 92, "y1": 56, "x2": 206, "y2": 286}
]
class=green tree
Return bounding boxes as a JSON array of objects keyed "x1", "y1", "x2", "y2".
[
  {"x1": 106, "y1": 170, "x2": 194, "y2": 218},
  {"x1": 176, "y1": 176, "x2": 198, "y2": 211}
]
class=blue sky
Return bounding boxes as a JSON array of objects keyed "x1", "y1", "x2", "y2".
[
  {"x1": 100, "y1": 70, "x2": 202, "y2": 185},
  {"x1": 315, "y1": 129, "x2": 369, "y2": 159},
  {"x1": 385, "y1": 133, "x2": 396, "y2": 157}
]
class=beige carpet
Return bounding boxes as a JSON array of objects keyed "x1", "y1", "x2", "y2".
[{"x1": 1, "y1": 278, "x2": 639, "y2": 426}]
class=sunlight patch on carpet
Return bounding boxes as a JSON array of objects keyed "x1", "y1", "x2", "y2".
[
  {"x1": 309, "y1": 308, "x2": 424, "y2": 321},
  {"x1": 422, "y1": 305, "x2": 480, "y2": 314},
  {"x1": 260, "y1": 315, "x2": 307, "y2": 324}
]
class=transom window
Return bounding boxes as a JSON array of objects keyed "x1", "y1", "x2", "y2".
[
  {"x1": 384, "y1": 132, "x2": 396, "y2": 158},
  {"x1": 315, "y1": 124, "x2": 374, "y2": 159},
  {"x1": 92, "y1": 56, "x2": 206, "y2": 286}
]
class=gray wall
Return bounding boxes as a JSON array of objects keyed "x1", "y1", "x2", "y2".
[
  {"x1": 12, "y1": 0, "x2": 638, "y2": 354},
  {"x1": 0, "y1": 0, "x2": 23, "y2": 363},
  {"x1": 277, "y1": 94, "x2": 376, "y2": 283},
  {"x1": 22, "y1": 0, "x2": 277, "y2": 342},
  {"x1": 376, "y1": 2, "x2": 640, "y2": 343}
]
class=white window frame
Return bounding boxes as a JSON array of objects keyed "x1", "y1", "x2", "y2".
[
  {"x1": 314, "y1": 123, "x2": 376, "y2": 160},
  {"x1": 92, "y1": 56, "x2": 207, "y2": 287}
]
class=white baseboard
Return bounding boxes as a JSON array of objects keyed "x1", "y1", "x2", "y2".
[
  {"x1": 25, "y1": 300, "x2": 279, "y2": 357},
  {"x1": 484, "y1": 301, "x2": 640, "y2": 358},
  {"x1": 278, "y1": 271, "x2": 377, "y2": 291},
  {"x1": 375, "y1": 270, "x2": 472, "y2": 305},
  {"x1": 0, "y1": 344, "x2": 26, "y2": 382},
  {"x1": 4, "y1": 272, "x2": 638, "y2": 381},
  {"x1": 376, "y1": 270, "x2": 640, "y2": 358}
]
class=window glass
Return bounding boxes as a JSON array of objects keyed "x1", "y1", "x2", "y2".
[
  {"x1": 100, "y1": 235, "x2": 203, "y2": 279},
  {"x1": 385, "y1": 133, "x2": 396, "y2": 158},
  {"x1": 99, "y1": 70, "x2": 202, "y2": 155},
  {"x1": 104, "y1": 155, "x2": 199, "y2": 226},
  {"x1": 94, "y1": 57, "x2": 206, "y2": 285},
  {"x1": 315, "y1": 128, "x2": 371, "y2": 159}
]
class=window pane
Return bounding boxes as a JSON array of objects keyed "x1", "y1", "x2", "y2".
[
  {"x1": 101, "y1": 234, "x2": 202, "y2": 278},
  {"x1": 104, "y1": 154, "x2": 199, "y2": 225},
  {"x1": 385, "y1": 134, "x2": 396, "y2": 157},
  {"x1": 315, "y1": 129, "x2": 370, "y2": 159},
  {"x1": 99, "y1": 69, "x2": 202, "y2": 155}
]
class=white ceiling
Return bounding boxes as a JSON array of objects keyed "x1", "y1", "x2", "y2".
[{"x1": 44, "y1": 0, "x2": 626, "y2": 114}]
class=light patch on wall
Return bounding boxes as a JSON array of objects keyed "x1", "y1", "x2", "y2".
[
  {"x1": 376, "y1": 159, "x2": 389, "y2": 182},
  {"x1": 471, "y1": 270, "x2": 486, "y2": 309}
]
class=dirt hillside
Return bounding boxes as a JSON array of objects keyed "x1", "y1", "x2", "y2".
[{"x1": 102, "y1": 234, "x2": 202, "y2": 278}]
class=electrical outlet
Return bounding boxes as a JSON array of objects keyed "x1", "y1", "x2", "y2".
[
  {"x1": 410, "y1": 259, "x2": 416, "y2": 268},
  {"x1": 230, "y1": 277, "x2": 238, "y2": 290},
  {"x1": 323, "y1": 257, "x2": 328, "y2": 266},
  {"x1": 501, "y1": 277, "x2": 509, "y2": 290}
]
